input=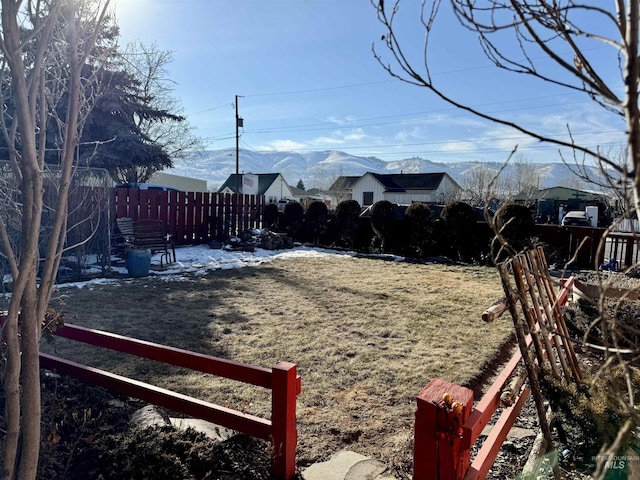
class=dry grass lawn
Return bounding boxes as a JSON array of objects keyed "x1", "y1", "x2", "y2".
[{"x1": 43, "y1": 255, "x2": 514, "y2": 476}]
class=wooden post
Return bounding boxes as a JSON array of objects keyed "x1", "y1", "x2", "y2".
[
  {"x1": 176, "y1": 191, "x2": 186, "y2": 244},
  {"x1": 625, "y1": 236, "x2": 634, "y2": 270},
  {"x1": 414, "y1": 378, "x2": 473, "y2": 480},
  {"x1": 271, "y1": 361, "x2": 298, "y2": 480}
]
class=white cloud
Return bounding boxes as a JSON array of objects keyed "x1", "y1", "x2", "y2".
[
  {"x1": 480, "y1": 125, "x2": 537, "y2": 151},
  {"x1": 344, "y1": 128, "x2": 366, "y2": 141},
  {"x1": 394, "y1": 127, "x2": 424, "y2": 142},
  {"x1": 325, "y1": 115, "x2": 357, "y2": 125},
  {"x1": 312, "y1": 136, "x2": 345, "y2": 145},
  {"x1": 309, "y1": 128, "x2": 371, "y2": 146},
  {"x1": 437, "y1": 142, "x2": 477, "y2": 153},
  {"x1": 261, "y1": 139, "x2": 307, "y2": 151}
]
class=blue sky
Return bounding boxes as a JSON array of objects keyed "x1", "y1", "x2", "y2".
[{"x1": 112, "y1": 0, "x2": 624, "y2": 164}]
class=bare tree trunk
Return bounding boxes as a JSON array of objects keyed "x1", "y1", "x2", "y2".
[
  {"x1": 624, "y1": 1, "x2": 640, "y2": 215},
  {"x1": 18, "y1": 281, "x2": 42, "y2": 480},
  {"x1": 0, "y1": 2, "x2": 111, "y2": 479},
  {"x1": 0, "y1": 2, "x2": 47, "y2": 476},
  {"x1": 2, "y1": 310, "x2": 21, "y2": 480}
]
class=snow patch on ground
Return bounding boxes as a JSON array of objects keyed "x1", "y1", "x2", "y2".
[{"x1": 58, "y1": 245, "x2": 354, "y2": 290}]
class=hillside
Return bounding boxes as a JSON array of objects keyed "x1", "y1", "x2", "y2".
[{"x1": 166, "y1": 148, "x2": 603, "y2": 192}]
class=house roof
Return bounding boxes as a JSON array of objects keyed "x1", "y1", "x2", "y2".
[
  {"x1": 290, "y1": 186, "x2": 324, "y2": 201},
  {"x1": 366, "y1": 172, "x2": 454, "y2": 192},
  {"x1": 538, "y1": 186, "x2": 605, "y2": 200},
  {"x1": 218, "y1": 173, "x2": 281, "y2": 195},
  {"x1": 328, "y1": 176, "x2": 360, "y2": 191},
  {"x1": 515, "y1": 186, "x2": 607, "y2": 202}
]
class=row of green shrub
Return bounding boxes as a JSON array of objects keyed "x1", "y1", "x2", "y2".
[{"x1": 263, "y1": 199, "x2": 536, "y2": 263}]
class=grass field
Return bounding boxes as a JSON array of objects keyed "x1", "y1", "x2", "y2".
[{"x1": 43, "y1": 255, "x2": 514, "y2": 476}]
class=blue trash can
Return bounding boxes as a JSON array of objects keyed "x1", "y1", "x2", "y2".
[{"x1": 125, "y1": 248, "x2": 152, "y2": 277}]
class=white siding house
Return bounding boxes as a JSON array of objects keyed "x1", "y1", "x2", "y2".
[
  {"x1": 218, "y1": 173, "x2": 296, "y2": 204},
  {"x1": 350, "y1": 172, "x2": 461, "y2": 206}
]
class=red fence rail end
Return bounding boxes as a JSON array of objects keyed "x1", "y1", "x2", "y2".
[
  {"x1": 271, "y1": 361, "x2": 299, "y2": 480},
  {"x1": 414, "y1": 378, "x2": 474, "y2": 480}
]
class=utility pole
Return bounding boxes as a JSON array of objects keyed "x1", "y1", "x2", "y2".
[{"x1": 235, "y1": 95, "x2": 244, "y2": 193}]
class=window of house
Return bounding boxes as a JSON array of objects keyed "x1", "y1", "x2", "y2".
[{"x1": 363, "y1": 191, "x2": 374, "y2": 206}]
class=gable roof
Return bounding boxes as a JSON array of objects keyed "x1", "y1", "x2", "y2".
[
  {"x1": 366, "y1": 172, "x2": 453, "y2": 192},
  {"x1": 329, "y1": 176, "x2": 360, "y2": 191},
  {"x1": 218, "y1": 173, "x2": 281, "y2": 195},
  {"x1": 515, "y1": 185, "x2": 607, "y2": 202},
  {"x1": 289, "y1": 186, "x2": 307, "y2": 196},
  {"x1": 538, "y1": 186, "x2": 605, "y2": 200},
  {"x1": 290, "y1": 186, "x2": 324, "y2": 201}
]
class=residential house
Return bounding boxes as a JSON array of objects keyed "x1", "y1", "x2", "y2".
[
  {"x1": 328, "y1": 176, "x2": 360, "y2": 205},
  {"x1": 348, "y1": 172, "x2": 461, "y2": 207},
  {"x1": 218, "y1": 173, "x2": 296, "y2": 205},
  {"x1": 306, "y1": 188, "x2": 334, "y2": 208},
  {"x1": 289, "y1": 186, "x2": 327, "y2": 209}
]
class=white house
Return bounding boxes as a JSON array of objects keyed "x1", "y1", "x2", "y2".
[
  {"x1": 218, "y1": 173, "x2": 296, "y2": 204},
  {"x1": 347, "y1": 172, "x2": 461, "y2": 206}
]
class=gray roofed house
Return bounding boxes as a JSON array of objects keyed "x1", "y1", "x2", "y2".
[
  {"x1": 330, "y1": 172, "x2": 461, "y2": 207},
  {"x1": 328, "y1": 176, "x2": 361, "y2": 191},
  {"x1": 218, "y1": 173, "x2": 296, "y2": 204},
  {"x1": 328, "y1": 176, "x2": 361, "y2": 204},
  {"x1": 366, "y1": 172, "x2": 449, "y2": 192},
  {"x1": 289, "y1": 186, "x2": 326, "y2": 208}
]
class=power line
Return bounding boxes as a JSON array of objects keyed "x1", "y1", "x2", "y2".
[
  {"x1": 244, "y1": 98, "x2": 596, "y2": 135},
  {"x1": 188, "y1": 103, "x2": 234, "y2": 116},
  {"x1": 243, "y1": 79, "x2": 397, "y2": 98},
  {"x1": 240, "y1": 128, "x2": 623, "y2": 155},
  {"x1": 237, "y1": 47, "x2": 612, "y2": 98}
]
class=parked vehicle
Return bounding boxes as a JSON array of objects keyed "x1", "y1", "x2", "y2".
[{"x1": 561, "y1": 211, "x2": 591, "y2": 226}]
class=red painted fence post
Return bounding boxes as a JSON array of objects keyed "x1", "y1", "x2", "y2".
[
  {"x1": 414, "y1": 378, "x2": 474, "y2": 480},
  {"x1": 271, "y1": 361, "x2": 299, "y2": 480}
]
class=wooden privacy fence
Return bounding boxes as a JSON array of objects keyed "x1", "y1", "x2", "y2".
[
  {"x1": 534, "y1": 224, "x2": 605, "y2": 269},
  {"x1": 36, "y1": 322, "x2": 301, "y2": 480},
  {"x1": 533, "y1": 225, "x2": 640, "y2": 271},
  {"x1": 112, "y1": 188, "x2": 265, "y2": 245},
  {"x1": 602, "y1": 232, "x2": 640, "y2": 270},
  {"x1": 413, "y1": 255, "x2": 576, "y2": 480}
]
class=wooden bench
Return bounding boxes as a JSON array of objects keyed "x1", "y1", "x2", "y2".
[
  {"x1": 132, "y1": 219, "x2": 176, "y2": 267},
  {"x1": 112, "y1": 217, "x2": 136, "y2": 258},
  {"x1": 116, "y1": 217, "x2": 176, "y2": 266}
]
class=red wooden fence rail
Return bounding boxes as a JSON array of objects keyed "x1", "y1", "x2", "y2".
[
  {"x1": 112, "y1": 188, "x2": 265, "y2": 245},
  {"x1": 413, "y1": 277, "x2": 575, "y2": 480},
  {"x1": 41, "y1": 322, "x2": 301, "y2": 480}
]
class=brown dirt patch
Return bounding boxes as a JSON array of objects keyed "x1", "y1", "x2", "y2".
[{"x1": 42, "y1": 255, "x2": 514, "y2": 477}]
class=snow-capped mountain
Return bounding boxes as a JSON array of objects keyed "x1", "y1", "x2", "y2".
[{"x1": 166, "y1": 148, "x2": 604, "y2": 192}]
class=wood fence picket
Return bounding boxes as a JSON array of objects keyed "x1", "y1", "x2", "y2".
[{"x1": 112, "y1": 188, "x2": 264, "y2": 244}]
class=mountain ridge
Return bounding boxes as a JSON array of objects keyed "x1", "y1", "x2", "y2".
[{"x1": 166, "y1": 148, "x2": 598, "y2": 192}]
